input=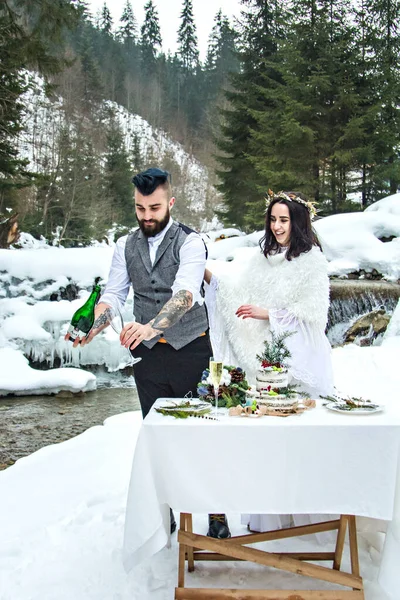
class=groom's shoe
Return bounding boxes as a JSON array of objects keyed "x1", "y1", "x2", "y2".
[
  {"x1": 207, "y1": 513, "x2": 231, "y2": 539},
  {"x1": 170, "y1": 508, "x2": 177, "y2": 534}
]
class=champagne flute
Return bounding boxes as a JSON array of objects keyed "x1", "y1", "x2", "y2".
[
  {"x1": 108, "y1": 306, "x2": 142, "y2": 367},
  {"x1": 209, "y1": 357, "x2": 223, "y2": 415}
]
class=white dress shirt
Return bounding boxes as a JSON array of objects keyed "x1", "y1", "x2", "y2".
[{"x1": 100, "y1": 218, "x2": 206, "y2": 312}]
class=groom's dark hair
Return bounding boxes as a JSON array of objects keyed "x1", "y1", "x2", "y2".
[
  {"x1": 260, "y1": 192, "x2": 321, "y2": 261},
  {"x1": 132, "y1": 167, "x2": 172, "y2": 198}
]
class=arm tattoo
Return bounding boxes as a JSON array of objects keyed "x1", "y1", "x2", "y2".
[
  {"x1": 152, "y1": 290, "x2": 192, "y2": 332},
  {"x1": 92, "y1": 307, "x2": 113, "y2": 329}
]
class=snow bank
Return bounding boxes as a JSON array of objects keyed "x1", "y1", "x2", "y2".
[
  {"x1": 0, "y1": 402, "x2": 395, "y2": 600},
  {"x1": 314, "y1": 210, "x2": 400, "y2": 281},
  {"x1": 384, "y1": 300, "x2": 400, "y2": 340},
  {"x1": 332, "y1": 342, "x2": 400, "y2": 401},
  {"x1": 201, "y1": 227, "x2": 245, "y2": 243},
  {"x1": 0, "y1": 348, "x2": 96, "y2": 396},
  {"x1": 365, "y1": 193, "x2": 400, "y2": 216},
  {"x1": 0, "y1": 247, "x2": 113, "y2": 288},
  {"x1": 207, "y1": 230, "x2": 263, "y2": 260}
]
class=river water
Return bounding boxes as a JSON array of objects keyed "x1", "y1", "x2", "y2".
[{"x1": 0, "y1": 386, "x2": 140, "y2": 470}]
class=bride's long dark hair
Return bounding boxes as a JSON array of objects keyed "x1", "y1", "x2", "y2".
[{"x1": 260, "y1": 192, "x2": 321, "y2": 261}]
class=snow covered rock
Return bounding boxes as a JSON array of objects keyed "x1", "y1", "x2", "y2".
[
  {"x1": 314, "y1": 210, "x2": 400, "y2": 281},
  {"x1": 0, "y1": 348, "x2": 96, "y2": 396}
]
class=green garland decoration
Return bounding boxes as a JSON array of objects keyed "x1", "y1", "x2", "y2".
[{"x1": 155, "y1": 407, "x2": 212, "y2": 419}]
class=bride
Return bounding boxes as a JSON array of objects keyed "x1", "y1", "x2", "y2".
[
  {"x1": 205, "y1": 190, "x2": 333, "y2": 397},
  {"x1": 205, "y1": 190, "x2": 335, "y2": 533}
]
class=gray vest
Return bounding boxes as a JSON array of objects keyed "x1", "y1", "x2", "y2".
[{"x1": 124, "y1": 221, "x2": 209, "y2": 350}]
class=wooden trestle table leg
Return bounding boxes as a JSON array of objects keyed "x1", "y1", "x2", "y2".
[
  {"x1": 175, "y1": 513, "x2": 365, "y2": 600},
  {"x1": 178, "y1": 512, "x2": 187, "y2": 588},
  {"x1": 333, "y1": 515, "x2": 348, "y2": 571},
  {"x1": 186, "y1": 513, "x2": 195, "y2": 572},
  {"x1": 347, "y1": 516, "x2": 361, "y2": 581}
]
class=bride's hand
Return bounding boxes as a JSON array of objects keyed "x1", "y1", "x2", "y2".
[{"x1": 236, "y1": 305, "x2": 269, "y2": 320}]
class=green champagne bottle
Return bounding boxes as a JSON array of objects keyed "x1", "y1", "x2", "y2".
[{"x1": 67, "y1": 279, "x2": 101, "y2": 342}]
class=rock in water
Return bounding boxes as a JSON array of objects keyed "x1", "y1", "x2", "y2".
[{"x1": 344, "y1": 308, "x2": 391, "y2": 343}]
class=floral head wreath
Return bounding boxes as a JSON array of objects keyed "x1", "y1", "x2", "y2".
[{"x1": 265, "y1": 189, "x2": 318, "y2": 221}]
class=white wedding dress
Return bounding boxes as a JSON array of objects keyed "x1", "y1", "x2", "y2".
[
  {"x1": 205, "y1": 274, "x2": 334, "y2": 398},
  {"x1": 204, "y1": 248, "x2": 335, "y2": 538}
]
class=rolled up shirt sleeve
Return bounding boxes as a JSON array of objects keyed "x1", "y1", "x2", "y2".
[
  {"x1": 171, "y1": 233, "x2": 207, "y2": 306},
  {"x1": 100, "y1": 236, "x2": 131, "y2": 312}
]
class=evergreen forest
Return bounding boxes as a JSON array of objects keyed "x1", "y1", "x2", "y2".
[{"x1": 1, "y1": 0, "x2": 399, "y2": 245}]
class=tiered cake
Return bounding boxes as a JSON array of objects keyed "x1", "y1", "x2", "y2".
[
  {"x1": 256, "y1": 366, "x2": 288, "y2": 392},
  {"x1": 255, "y1": 367, "x2": 297, "y2": 412},
  {"x1": 252, "y1": 331, "x2": 298, "y2": 413}
]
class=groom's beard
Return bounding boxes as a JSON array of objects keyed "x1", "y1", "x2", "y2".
[{"x1": 137, "y1": 208, "x2": 170, "y2": 237}]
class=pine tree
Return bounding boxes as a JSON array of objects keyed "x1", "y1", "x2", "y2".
[
  {"x1": 117, "y1": 0, "x2": 140, "y2": 103},
  {"x1": 205, "y1": 10, "x2": 223, "y2": 72},
  {"x1": 103, "y1": 111, "x2": 135, "y2": 228},
  {"x1": 158, "y1": 53, "x2": 183, "y2": 128},
  {"x1": 203, "y1": 11, "x2": 239, "y2": 153},
  {"x1": 130, "y1": 131, "x2": 143, "y2": 172},
  {"x1": 0, "y1": 0, "x2": 79, "y2": 210},
  {"x1": 364, "y1": 0, "x2": 400, "y2": 198},
  {"x1": 205, "y1": 11, "x2": 238, "y2": 97},
  {"x1": 216, "y1": 16, "x2": 238, "y2": 77},
  {"x1": 345, "y1": 0, "x2": 378, "y2": 207},
  {"x1": 51, "y1": 118, "x2": 102, "y2": 246},
  {"x1": 141, "y1": 0, "x2": 162, "y2": 65},
  {"x1": 270, "y1": 0, "x2": 336, "y2": 208},
  {"x1": 215, "y1": 0, "x2": 284, "y2": 228},
  {"x1": 77, "y1": 24, "x2": 104, "y2": 106},
  {"x1": 0, "y1": 10, "x2": 30, "y2": 211},
  {"x1": 177, "y1": 0, "x2": 199, "y2": 73},
  {"x1": 75, "y1": 1, "x2": 92, "y2": 22},
  {"x1": 244, "y1": 0, "x2": 360, "y2": 222},
  {"x1": 118, "y1": 0, "x2": 138, "y2": 46},
  {"x1": 316, "y1": 0, "x2": 362, "y2": 212},
  {"x1": 100, "y1": 2, "x2": 113, "y2": 36}
]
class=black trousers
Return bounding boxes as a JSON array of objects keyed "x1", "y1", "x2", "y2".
[{"x1": 131, "y1": 333, "x2": 212, "y2": 418}]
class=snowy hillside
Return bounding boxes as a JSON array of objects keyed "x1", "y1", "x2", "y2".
[{"x1": 17, "y1": 73, "x2": 221, "y2": 227}]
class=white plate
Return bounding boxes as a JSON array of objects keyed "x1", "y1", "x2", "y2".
[{"x1": 325, "y1": 401, "x2": 383, "y2": 415}]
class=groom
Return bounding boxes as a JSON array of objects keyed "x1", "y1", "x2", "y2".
[{"x1": 73, "y1": 167, "x2": 230, "y2": 540}]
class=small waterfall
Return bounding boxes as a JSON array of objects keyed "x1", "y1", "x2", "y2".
[{"x1": 327, "y1": 281, "x2": 400, "y2": 347}]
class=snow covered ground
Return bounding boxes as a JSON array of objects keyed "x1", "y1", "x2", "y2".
[
  {"x1": 0, "y1": 348, "x2": 96, "y2": 396},
  {"x1": 1, "y1": 196, "x2": 400, "y2": 598},
  {"x1": 315, "y1": 193, "x2": 400, "y2": 281},
  {"x1": 0, "y1": 406, "x2": 396, "y2": 600}
]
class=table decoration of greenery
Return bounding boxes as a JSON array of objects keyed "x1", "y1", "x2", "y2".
[{"x1": 197, "y1": 365, "x2": 250, "y2": 407}]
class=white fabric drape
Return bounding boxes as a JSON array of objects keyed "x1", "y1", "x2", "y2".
[{"x1": 123, "y1": 402, "x2": 400, "y2": 570}]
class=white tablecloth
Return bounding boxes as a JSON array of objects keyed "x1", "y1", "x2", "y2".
[{"x1": 123, "y1": 399, "x2": 400, "y2": 597}]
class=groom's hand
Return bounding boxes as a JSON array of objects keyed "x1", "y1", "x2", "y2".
[
  {"x1": 236, "y1": 305, "x2": 269, "y2": 320},
  {"x1": 65, "y1": 302, "x2": 112, "y2": 347},
  {"x1": 120, "y1": 321, "x2": 159, "y2": 350}
]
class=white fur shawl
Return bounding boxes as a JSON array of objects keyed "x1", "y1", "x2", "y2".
[{"x1": 214, "y1": 246, "x2": 330, "y2": 380}]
